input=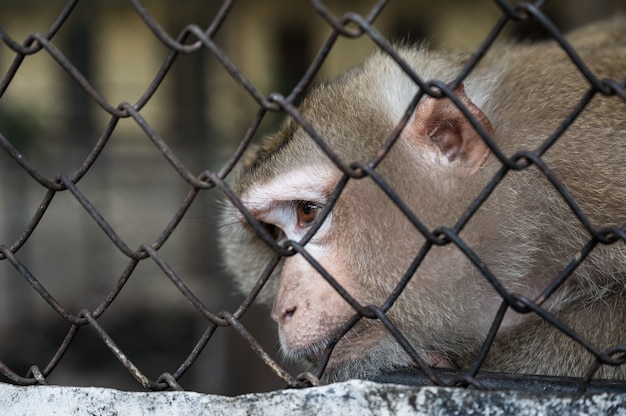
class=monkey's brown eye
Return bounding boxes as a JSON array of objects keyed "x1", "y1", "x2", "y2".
[{"x1": 296, "y1": 201, "x2": 321, "y2": 226}]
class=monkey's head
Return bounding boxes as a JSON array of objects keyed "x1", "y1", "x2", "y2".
[{"x1": 220, "y1": 48, "x2": 499, "y2": 380}]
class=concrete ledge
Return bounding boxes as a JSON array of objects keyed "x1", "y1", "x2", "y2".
[{"x1": 1, "y1": 380, "x2": 625, "y2": 415}]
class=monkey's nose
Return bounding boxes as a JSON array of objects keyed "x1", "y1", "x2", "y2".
[{"x1": 271, "y1": 305, "x2": 297, "y2": 325}]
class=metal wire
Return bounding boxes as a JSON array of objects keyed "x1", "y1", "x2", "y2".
[{"x1": 0, "y1": 0, "x2": 625, "y2": 394}]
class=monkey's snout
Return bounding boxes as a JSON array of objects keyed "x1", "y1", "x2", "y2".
[{"x1": 271, "y1": 305, "x2": 297, "y2": 325}]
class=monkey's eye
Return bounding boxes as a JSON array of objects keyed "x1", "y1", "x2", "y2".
[{"x1": 296, "y1": 201, "x2": 322, "y2": 227}]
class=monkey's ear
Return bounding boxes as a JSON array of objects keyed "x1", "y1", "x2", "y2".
[{"x1": 409, "y1": 84, "x2": 493, "y2": 172}]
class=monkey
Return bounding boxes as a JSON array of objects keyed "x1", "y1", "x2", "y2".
[{"x1": 219, "y1": 17, "x2": 626, "y2": 383}]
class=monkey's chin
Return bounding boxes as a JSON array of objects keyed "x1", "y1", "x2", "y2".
[
  {"x1": 281, "y1": 333, "x2": 456, "y2": 382},
  {"x1": 280, "y1": 341, "x2": 327, "y2": 368}
]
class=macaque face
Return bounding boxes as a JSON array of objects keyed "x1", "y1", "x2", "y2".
[
  {"x1": 223, "y1": 60, "x2": 499, "y2": 376},
  {"x1": 238, "y1": 164, "x2": 352, "y2": 355},
  {"x1": 236, "y1": 163, "x2": 380, "y2": 365},
  {"x1": 231, "y1": 140, "x2": 474, "y2": 374}
]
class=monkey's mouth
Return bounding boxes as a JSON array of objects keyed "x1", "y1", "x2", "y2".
[
  {"x1": 280, "y1": 321, "x2": 382, "y2": 371},
  {"x1": 281, "y1": 339, "x2": 329, "y2": 367}
]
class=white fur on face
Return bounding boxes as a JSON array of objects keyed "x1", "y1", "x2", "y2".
[{"x1": 240, "y1": 164, "x2": 339, "y2": 244}]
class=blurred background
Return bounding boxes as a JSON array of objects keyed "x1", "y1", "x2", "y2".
[{"x1": 0, "y1": 0, "x2": 624, "y2": 396}]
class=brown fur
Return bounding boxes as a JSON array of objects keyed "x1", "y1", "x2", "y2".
[{"x1": 220, "y1": 17, "x2": 626, "y2": 382}]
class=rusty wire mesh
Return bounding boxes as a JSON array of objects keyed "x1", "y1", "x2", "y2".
[{"x1": 0, "y1": 0, "x2": 625, "y2": 395}]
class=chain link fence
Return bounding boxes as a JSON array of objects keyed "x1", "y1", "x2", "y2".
[{"x1": 1, "y1": 0, "x2": 625, "y2": 397}]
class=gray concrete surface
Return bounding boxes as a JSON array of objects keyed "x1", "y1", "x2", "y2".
[{"x1": 1, "y1": 379, "x2": 625, "y2": 415}]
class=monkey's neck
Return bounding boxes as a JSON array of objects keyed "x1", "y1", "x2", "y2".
[{"x1": 457, "y1": 288, "x2": 626, "y2": 380}]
